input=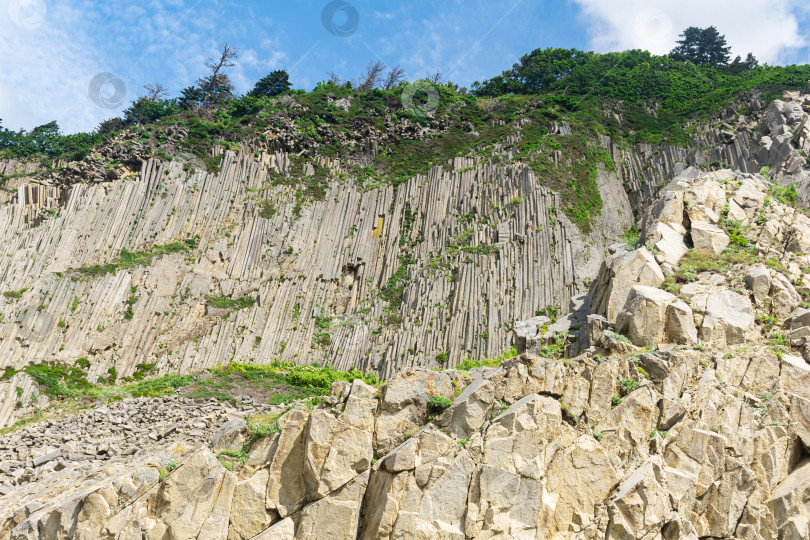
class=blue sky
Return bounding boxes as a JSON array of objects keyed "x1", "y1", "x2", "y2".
[{"x1": 2, "y1": 0, "x2": 810, "y2": 133}]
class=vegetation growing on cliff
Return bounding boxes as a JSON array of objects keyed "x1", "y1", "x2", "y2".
[{"x1": 3, "y1": 40, "x2": 810, "y2": 233}]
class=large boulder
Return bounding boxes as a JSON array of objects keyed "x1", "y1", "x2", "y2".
[
  {"x1": 698, "y1": 288, "x2": 756, "y2": 345},
  {"x1": 770, "y1": 273, "x2": 801, "y2": 320},
  {"x1": 210, "y1": 418, "x2": 248, "y2": 453},
  {"x1": 768, "y1": 460, "x2": 810, "y2": 540},
  {"x1": 590, "y1": 248, "x2": 665, "y2": 323},
  {"x1": 744, "y1": 265, "x2": 772, "y2": 307},
  {"x1": 606, "y1": 457, "x2": 672, "y2": 539},
  {"x1": 616, "y1": 286, "x2": 697, "y2": 346},
  {"x1": 648, "y1": 222, "x2": 688, "y2": 266},
  {"x1": 684, "y1": 178, "x2": 726, "y2": 215},
  {"x1": 690, "y1": 222, "x2": 730, "y2": 255}
]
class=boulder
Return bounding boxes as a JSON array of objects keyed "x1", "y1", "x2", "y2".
[
  {"x1": 295, "y1": 471, "x2": 369, "y2": 540},
  {"x1": 665, "y1": 300, "x2": 698, "y2": 345},
  {"x1": 606, "y1": 457, "x2": 672, "y2": 538},
  {"x1": 648, "y1": 221, "x2": 688, "y2": 266},
  {"x1": 780, "y1": 355, "x2": 810, "y2": 395},
  {"x1": 210, "y1": 418, "x2": 247, "y2": 453},
  {"x1": 253, "y1": 518, "x2": 295, "y2": 540},
  {"x1": 690, "y1": 222, "x2": 730, "y2": 255},
  {"x1": 770, "y1": 273, "x2": 801, "y2": 319},
  {"x1": 768, "y1": 460, "x2": 810, "y2": 540},
  {"x1": 786, "y1": 307, "x2": 810, "y2": 345},
  {"x1": 684, "y1": 179, "x2": 726, "y2": 215},
  {"x1": 229, "y1": 469, "x2": 275, "y2": 539},
  {"x1": 436, "y1": 378, "x2": 495, "y2": 439},
  {"x1": 616, "y1": 286, "x2": 696, "y2": 347},
  {"x1": 699, "y1": 288, "x2": 756, "y2": 345},
  {"x1": 686, "y1": 204, "x2": 720, "y2": 225},
  {"x1": 590, "y1": 248, "x2": 665, "y2": 323},
  {"x1": 786, "y1": 218, "x2": 810, "y2": 254},
  {"x1": 373, "y1": 369, "x2": 454, "y2": 457},
  {"x1": 586, "y1": 314, "x2": 610, "y2": 348},
  {"x1": 649, "y1": 191, "x2": 687, "y2": 232},
  {"x1": 303, "y1": 410, "x2": 372, "y2": 498},
  {"x1": 543, "y1": 435, "x2": 620, "y2": 534},
  {"x1": 744, "y1": 265, "x2": 772, "y2": 307}
]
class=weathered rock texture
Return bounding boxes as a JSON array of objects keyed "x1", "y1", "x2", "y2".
[
  {"x1": 0, "y1": 147, "x2": 634, "y2": 408},
  {"x1": 0, "y1": 341, "x2": 807, "y2": 539}
]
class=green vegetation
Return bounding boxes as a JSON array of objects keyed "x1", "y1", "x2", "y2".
[
  {"x1": 2, "y1": 288, "x2": 28, "y2": 300},
  {"x1": 619, "y1": 378, "x2": 639, "y2": 396},
  {"x1": 0, "y1": 358, "x2": 380, "y2": 429},
  {"x1": 623, "y1": 226, "x2": 640, "y2": 250},
  {"x1": 427, "y1": 395, "x2": 454, "y2": 415},
  {"x1": 0, "y1": 120, "x2": 109, "y2": 162},
  {"x1": 648, "y1": 429, "x2": 668, "y2": 441},
  {"x1": 246, "y1": 413, "x2": 283, "y2": 440},
  {"x1": 380, "y1": 256, "x2": 413, "y2": 325},
  {"x1": 456, "y1": 346, "x2": 518, "y2": 371},
  {"x1": 72, "y1": 237, "x2": 198, "y2": 278},
  {"x1": 159, "y1": 459, "x2": 180, "y2": 481},
  {"x1": 662, "y1": 248, "x2": 758, "y2": 295},
  {"x1": 540, "y1": 331, "x2": 569, "y2": 359},
  {"x1": 472, "y1": 46, "x2": 810, "y2": 125},
  {"x1": 206, "y1": 296, "x2": 256, "y2": 310},
  {"x1": 770, "y1": 183, "x2": 799, "y2": 206}
]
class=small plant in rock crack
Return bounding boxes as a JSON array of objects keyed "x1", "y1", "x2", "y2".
[
  {"x1": 618, "y1": 378, "x2": 638, "y2": 397},
  {"x1": 611, "y1": 395, "x2": 622, "y2": 408},
  {"x1": 427, "y1": 395, "x2": 453, "y2": 415},
  {"x1": 591, "y1": 427, "x2": 604, "y2": 441},
  {"x1": 491, "y1": 398, "x2": 508, "y2": 419},
  {"x1": 648, "y1": 429, "x2": 667, "y2": 441}
]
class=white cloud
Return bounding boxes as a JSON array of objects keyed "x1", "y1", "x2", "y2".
[{"x1": 571, "y1": 0, "x2": 807, "y2": 63}]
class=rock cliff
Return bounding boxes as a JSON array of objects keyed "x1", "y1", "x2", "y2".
[
  {"x1": 1, "y1": 157, "x2": 810, "y2": 538},
  {"x1": 1, "y1": 86, "x2": 810, "y2": 538}
]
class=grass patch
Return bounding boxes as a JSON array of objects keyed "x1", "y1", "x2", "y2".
[
  {"x1": 71, "y1": 237, "x2": 198, "y2": 278},
  {"x1": 456, "y1": 346, "x2": 518, "y2": 371},
  {"x1": 2, "y1": 288, "x2": 28, "y2": 300},
  {"x1": 206, "y1": 296, "x2": 256, "y2": 310}
]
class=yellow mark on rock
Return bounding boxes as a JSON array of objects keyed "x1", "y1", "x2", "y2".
[{"x1": 372, "y1": 216, "x2": 384, "y2": 239}]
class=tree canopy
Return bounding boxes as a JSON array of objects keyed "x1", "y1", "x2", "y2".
[
  {"x1": 249, "y1": 70, "x2": 291, "y2": 98},
  {"x1": 669, "y1": 26, "x2": 732, "y2": 67}
]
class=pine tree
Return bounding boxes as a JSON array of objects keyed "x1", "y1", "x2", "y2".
[
  {"x1": 670, "y1": 26, "x2": 732, "y2": 68},
  {"x1": 248, "y1": 70, "x2": 291, "y2": 98}
]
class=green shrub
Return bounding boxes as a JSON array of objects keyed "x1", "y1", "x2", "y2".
[{"x1": 427, "y1": 395, "x2": 453, "y2": 415}]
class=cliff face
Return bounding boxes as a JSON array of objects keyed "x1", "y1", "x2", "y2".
[
  {"x1": 0, "y1": 90, "x2": 807, "y2": 422},
  {"x1": 2, "y1": 166, "x2": 809, "y2": 538},
  {"x1": 0, "y1": 148, "x2": 630, "y2": 389}
]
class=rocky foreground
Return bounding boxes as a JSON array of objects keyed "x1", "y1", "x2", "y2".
[{"x1": 0, "y1": 167, "x2": 809, "y2": 538}]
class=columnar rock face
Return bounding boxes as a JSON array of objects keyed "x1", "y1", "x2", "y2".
[{"x1": 0, "y1": 150, "x2": 632, "y2": 407}]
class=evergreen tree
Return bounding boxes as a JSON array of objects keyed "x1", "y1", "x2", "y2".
[
  {"x1": 178, "y1": 86, "x2": 206, "y2": 110},
  {"x1": 669, "y1": 26, "x2": 732, "y2": 67},
  {"x1": 249, "y1": 70, "x2": 291, "y2": 98}
]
